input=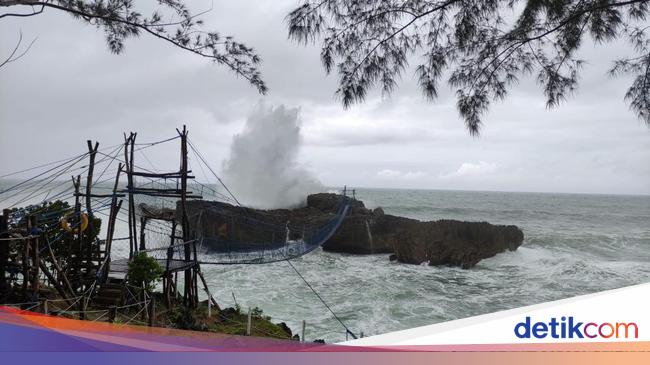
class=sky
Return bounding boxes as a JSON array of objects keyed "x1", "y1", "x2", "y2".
[{"x1": 0, "y1": 0, "x2": 649, "y2": 196}]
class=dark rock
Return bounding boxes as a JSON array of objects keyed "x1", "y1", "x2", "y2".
[
  {"x1": 316, "y1": 194, "x2": 524, "y2": 268},
  {"x1": 389, "y1": 219, "x2": 524, "y2": 269},
  {"x1": 182, "y1": 193, "x2": 524, "y2": 268}
]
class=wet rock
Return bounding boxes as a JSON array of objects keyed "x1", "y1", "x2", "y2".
[
  {"x1": 389, "y1": 219, "x2": 524, "y2": 269},
  {"x1": 183, "y1": 193, "x2": 524, "y2": 268}
]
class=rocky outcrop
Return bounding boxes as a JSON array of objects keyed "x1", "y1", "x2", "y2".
[
  {"x1": 311, "y1": 194, "x2": 524, "y2": 268},
  {"x1": 386, "y1": 219, "x2": 523, "y2": 268},
  {"x1": 183, "y1": 193, "x2": 524, "y2": 268}
]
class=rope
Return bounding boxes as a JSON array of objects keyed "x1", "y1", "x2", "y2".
[
  {"x1": 0, "y1": 142, "x2": 123, "y2": 212},
  {"x1": 0, "y1": 153, "x2": 88, "y2": 205},
  {"x1": 187, "y1": 138, "x2": 242, "y2": 206},
  {"x1": 133, "y1": 135, "x2": 180, "y2": 148},
  {"x1": 0, "y1": 300, "x2": 39, "y2": 306},
  {"x1": 0, "y1": 235, "x2": 39, "y2": 241},
  {"x1": 120, "y1": 300, "x2": 150, "y2": 326},
  {"x1": 283, "y1": 258, "x2": 357, "y2": 339},
  {"x1": 0, "y1": 150, "x2": 91, "y2": 180},
  {"x1": 91, "y1": 310, "x2": 110, "y2": 322}
]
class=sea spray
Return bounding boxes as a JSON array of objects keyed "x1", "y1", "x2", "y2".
[{"x1": 222, "y1": 104, "x2": 323, "y2": 209}]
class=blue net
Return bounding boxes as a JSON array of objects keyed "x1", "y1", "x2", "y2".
[{"x1": 184, "y1": 195, "x2": 351, "y2": 264}]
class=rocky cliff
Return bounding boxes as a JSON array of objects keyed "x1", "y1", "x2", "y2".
[{"x1": 182, "y1": 193, "x2": 524, "y2": 268}]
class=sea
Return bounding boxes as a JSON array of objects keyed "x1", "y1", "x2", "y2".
[
  {"x1": 199, "y1": 189, "x2": 650, "y2": 342},
  {"x1": 2, "y1": 181, "x2": 649, "y2": 342}
]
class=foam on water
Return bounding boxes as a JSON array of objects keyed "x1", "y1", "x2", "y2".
[
  {"x1": 3, "y1": 180, "x2": 648, "y2": 342},
  {"x1": 199, "y1": 189, "x2": 650, "y2": 342}
]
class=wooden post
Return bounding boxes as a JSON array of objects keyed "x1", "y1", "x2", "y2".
[
  {"x1": 85, "y1": 140, "x2": 99, "y2": 266},
  {"x1": 164, "y1": 273, "x2": 172, "y2": 308},
  {"x1": 42, "y1": 299, "x2": 48, "y2": 315},
  {"x1": 207, "y1": 292, "x2": 211, "y2": 318},
  {"x1": 28, "y1": 215, "x2": 39, "y2": 302},
  {"x1": 129, "y1": 133, "x2": 138, "y2": 253},
  {"x1": 198, "y1": 270, "x2": 220, "y2": 311},
  {"x1": 246, "y1": 307, "x2": 252, "y2": 336},
  {"x1": 164, "y1": 222, "x2": 175, "y2": 307},
  {"x1": 105, "y1": 163, "x2": 123, "y2": 258},
  {"x1": 71, "y1": 175, "x2": 82, "y2": 290},
  {"x1": 108, "y1": 306, "x2": 116, "y2": 323},
  {"x1": 148, "y1": 297, "x2": 155, "y2": 327},
  {"x1": 38, "y1": 260, "x2": 72, "y2": 306},
  {"x1": 193, "y1": 267, "x2": 199, "y2": 308},
  {"x1": 103, "y1": 200, "x2": 122, "y2": 283},
  {"x1": 21, "y1": 233, "x2": 29, "y2": 300},
  {"x1": 123, "y1": 134, "x2": 132, "y2": 258},
  {"x1": 173, "y1": 271, "x2": 178, "y2": 298},
  {"x1": 123, "y1": 133, "x2": 138, "y2": 258},
  {"x1": 178, "y1": 126, "x2": 195, "y2": 308},
  {"x1": 139, "y1": 217, "x2": 146, "y2": 251},
  {"x1": 301, "y1": 320, "x2": 306, "y2": 342},
  {"x1": 46, "y1": 239, "x2": 75, "y2": 302},
  {"x1": 0, "y1": 209, "x2": 9, "y2": 300}
]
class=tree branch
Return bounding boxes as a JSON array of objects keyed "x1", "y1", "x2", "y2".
[
  {"x1": 0, "y1": 30, "x2": 37, "y2": 68},
  {"x1": 1, "y1": 0, "x2": 265, "y2": 92},
  {"x1": 350, "y1": 0, "x2": 462, "y2": 77},
  {"x1": 0, "y1": 3, "x2": 43, "y2": 19}
]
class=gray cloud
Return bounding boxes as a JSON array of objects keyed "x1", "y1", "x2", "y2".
[{"x1": 0, "y1": 0, "x2": 648, "y2": 195}]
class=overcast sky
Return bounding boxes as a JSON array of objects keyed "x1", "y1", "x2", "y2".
[{"x1": 1, "y1": 1, "x2": 649, "y2": 195}]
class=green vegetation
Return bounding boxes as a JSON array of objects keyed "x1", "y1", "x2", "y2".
[
  {"x1": 127, "y1": 252, "x2": 164, "y2": 293},
  {"x1": 166, "y1": 300, "x2": 296, "y2": 339}
]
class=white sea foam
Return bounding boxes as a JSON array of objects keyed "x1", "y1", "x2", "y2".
[{"x1": 199, "y1": 189, "x2": 650, "y2": 342}]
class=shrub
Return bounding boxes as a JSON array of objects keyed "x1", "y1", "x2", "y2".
[{"x1": 127, "y1": 252, "x2": 164, "y2": 293}]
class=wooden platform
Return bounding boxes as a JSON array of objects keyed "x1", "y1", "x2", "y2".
[{"x1": 109, "y1": 258, "x2": 197, "y2": 274}]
